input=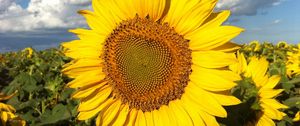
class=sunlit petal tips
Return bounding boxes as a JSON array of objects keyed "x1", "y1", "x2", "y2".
[{"x1": 62, "y1": 0, "x2": 243, "y2": 125}]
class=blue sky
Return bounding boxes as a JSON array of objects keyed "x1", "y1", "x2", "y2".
[
  {"x1": 16, "y1": 0, "x2": 30, "y2": 8},
  {"x1": 0, "y1": 0, "x2": 299, "y2": 52},
  {"x1": 230, "y1": 0, "x2": 300, "y2": 43}
]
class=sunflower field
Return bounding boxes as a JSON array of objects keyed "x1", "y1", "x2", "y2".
[{"x1": 0, "y1": 42, "x2": 299, "y2": 126}]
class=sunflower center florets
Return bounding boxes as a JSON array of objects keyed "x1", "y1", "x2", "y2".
[{"x1": 102, "y1": 16, "x2": 192, "y2": 111}]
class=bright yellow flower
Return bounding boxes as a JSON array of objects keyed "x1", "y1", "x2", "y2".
[
  {"x1": 286, "y1": 46, "x2": 300, "y2": 77},
  {"x1": 294, "y1": 112, "x2": 300, "y2": 122},
  {"x1": 249, "y1": 40, "x2": 261, "y2": 51},
  {"x1": 21, "y1": 47, "x2": 33, "y2": 58},
  {"x1": 230, "y1": 53, "x2": 288, "y2": 126},
  {"x1": 62, "y1": 0, "x2": 244, "y2": 125},
  {"x1": 276, "y1": 41, "x2": 289, "y2": 48},
  {"x1": 0, "y1": 92, "x2": 26, "y2": 126}
]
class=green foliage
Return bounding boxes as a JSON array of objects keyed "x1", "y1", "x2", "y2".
[{"x1": 0, "y1": 48, "x2": 85, "y2": 126}]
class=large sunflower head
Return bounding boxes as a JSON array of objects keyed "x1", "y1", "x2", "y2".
[
  {"x1": 62, "y1": 0, "x2": 244, "y2": 125},
  {"x1": 286, "y1": 45, "x2": 300, "y2": 77},
  {"x1": 0, "y1": 92, "x2": 26, "y2": 126},
  {"x1": 230, "y1": 53, "x2": 288, "y2": 126}
]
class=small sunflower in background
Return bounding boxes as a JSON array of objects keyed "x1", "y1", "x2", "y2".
[
  {"x1": 230, "y1": 53, "x2": 288, "y2": 126},
  {"x1": 62, "y1": 0, "x2": 244, "y2": 125},
  {"x1": 249, "y1": 41, "x2": 261, "y2": 52},
  {"x1": 0, "y1": 92, "x2": 25, "y2": 126},
  {"x1": 286, "y1": 44, "x2": 300, "y2": 77},
  {"x1": 276, "y1": 41, "x2": 289, "y2": 49},
  {"x1": 21, "y1": 47, "x2": 34, "y2": 58}
]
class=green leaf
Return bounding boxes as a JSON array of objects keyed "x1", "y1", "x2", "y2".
[
  {"x1": 283, "y1": 97, "x2": 300, "y2": 107},
  {"x1": 37, "y1": 104, "x2": 71, "y2": 125}
]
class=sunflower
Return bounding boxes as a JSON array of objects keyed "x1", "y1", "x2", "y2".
[
  {"x1": 21, "y1": 47, "x2": 34, "y2": 58},
  {"x1": 0, "y1": 92, "x2": 25, "y2": 126},
  {"x1": 286, "y1": 44, "x2": 300, "y2": 77},
  {"x1": 276, "y1": 41, "x2": 289, "y2": 49},
  {"x1": 62, "y1": 0, "x2": 244, "y2": 125},
  {"x1": 230, "y1": 53, "x2": 288, "y2": 126},
  {"x1": 249, "y1": 41, "x2": 261, "y2": 52}
]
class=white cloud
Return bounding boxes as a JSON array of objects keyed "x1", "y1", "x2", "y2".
[
  {"x1": 0, "y1": 0, "x2": 91, "y2": 32},
  {"x1": 0, "y1": 0, "x2": 14, "y2": 13},
  {"x1": 216, "y1": 0, "x2": 284, "y2": 16},
  {"x1": 271, "y1": 19, "x2": 282, "y2": 24}
]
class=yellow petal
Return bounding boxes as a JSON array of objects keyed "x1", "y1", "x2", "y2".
[
  {"x1": 133, "y1": 0, "x2": 165, "y2": 20},
  {"x1": 72, "y1": 82, "x2": 106, "y2": 99},
  {"x1": 78, "y1": 85, "x2": 112, "y2": 111},
  {"x1": 164, "y1": 0, "x2": 217, "y2": 34},
  {"x1": 102, "y1": 100, "x2": 122, "y2": 125},
  {"x1": 152, "y1": 109, "x2": 163, "y2": 126},
  {"x1": 0, "y1": 103, "x2": 16, "y2": 113},
  {"x1": 77, "y1": 98, "x2": 114, "y2": 120},
  {"x1": 173, "y1": 0, "x2": 217, "y2": 35},
  {"x1": 135, "y1": 110, "x2": 146, "y2": 126},
  {"x1": 199, "y1": 10, "x2": 231, "y2": 30},
  {"x1": 260, "y1": 99, "x2": 288, "y2": 109},
  {"x1": 95, "y1": 113, "x2": 102, "y2": 126},
  {"x1": 112, "y1": 104, "x2": 130, "y2": 126},
  {"x1": 262, "y1": 75, "x2": 281, "y2": 89},
  {"x1": 68, "y1": 28, "x2": 106, "y2": 42},
  {"x1": 259, "y1": 89, "x2": 284, "y2": 99},
  {"x1": 208, "y1": 91, "x2": 241, "y2": 106},
  {"x1": 169, "y1": 100, "x2": 193, "y2": 126},
  {"x1": 67, "y1": 72, "x2": 106, "y2": 88},
  {"x1": 179, "y1": 100, "x2": 205, "y2": 126},
  {"x1": 1, "y1": 111, "x2": 8, "y2": 126},
  {"x1": 156, "y1": 105, "x2": 173, "y2": 126},
  {"x1": 261, "y1": 103, "x2": 285, "y2": 120},
  {"x1": 92, "y1": 0, "x2": 116, "y2": 26},
  {"x1": 293, "y1": 112, "x2": 300, "y2": 121},
  {"x1": 62, "y1": 65, "x2": 102, "y2": 79},
  {"x1": 192, "y1": 51, "x2": 237, "y2": 68},
  {"x1": 105, "y1": 0, "x2": 136, "y2": 21},
  {"x1": 190, "y1": 65, "x2": 239, "y2": 91},
  {"x1": 78, "y1": 10, "x2": 114, "y2": 35},
  {"x1": 61, "y1": 40, "x2": 102, "y2": 54},
  {"x1": 257, "y1": 115, "x2": 275, "y2": 126},
  {"x1": 64, "y1": 47, "x2": 101, "y2": 60},
  {"x1": 160, "y1": 105, "x2": 179, "y2": 126},
  {"x1": 247, "y1": 57, "x2": 269, "y2": 86},
  {"x1": 229, "y1": 52, "x2": 247, "y2": 75},
  {"x1": 211, "y1": 42, "x2": 241, "y2": 53},
  {"x1": 124, "y1": 109, "x2": 138, "y2": 126},
  {"x1": 198, "y1": 110, "x2": 220, "y2": 126},
  {"x1": 186, "y1": 26, "x2": 244, "y2": 51},
  {"x1": 184, "y1": 85, "x2": 227, "y2": 117},
  {"x1": 144, "y1": 111, "x2": 154, "y2": 126},
  {"x1": 63, "y1": 58, "x2": 102, "y2": 72},
  {"x1": 163, "y1": 0, "x2": 199, "y2": 28}
]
